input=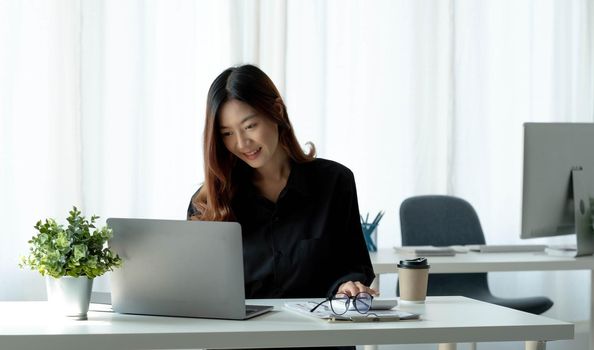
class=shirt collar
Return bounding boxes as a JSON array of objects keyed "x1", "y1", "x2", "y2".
[
  {"x1": 283, "y1": 160, "x2": 312, "y2": 197},
  {"x1": 234, "y1": 160, "x2": 313, "y2": 200}
]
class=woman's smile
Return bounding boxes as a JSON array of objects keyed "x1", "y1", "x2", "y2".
[{"x1": 243, "y1": 147, "x2": 262, "y2": 160}]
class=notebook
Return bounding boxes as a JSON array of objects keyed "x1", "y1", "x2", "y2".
[{"x1": 106, "y1": 218, "x2": 273, "y2": 320}]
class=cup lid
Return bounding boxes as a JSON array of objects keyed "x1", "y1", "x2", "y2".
[{"x1": 398, "y1": 257, "x2": 430, "y2": 269}]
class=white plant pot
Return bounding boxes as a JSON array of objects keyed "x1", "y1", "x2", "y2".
[{"x1": 45, "y1": 276, "x2": 94, "y2": 320}]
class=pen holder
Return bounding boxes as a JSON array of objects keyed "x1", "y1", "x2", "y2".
[{"x1": 361, "y1": 223, "x2": 378, "y2": 252}]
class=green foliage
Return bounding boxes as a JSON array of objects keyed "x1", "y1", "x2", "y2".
[{"x1": 19, "y1": 207, "x2": 122, "y2": 279}]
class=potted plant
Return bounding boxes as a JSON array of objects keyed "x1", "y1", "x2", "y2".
[{"x1": 19, "y1": 206, "x2": 122, "y2": 320}]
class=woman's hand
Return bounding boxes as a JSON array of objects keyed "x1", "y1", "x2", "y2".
[{"x1": 337, "y1": 281, "x2": 378, "y2": 297}]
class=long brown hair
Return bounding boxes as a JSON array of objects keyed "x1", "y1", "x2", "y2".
[{"x1": 192, "y1": 64, "x2": 315, "y2": 221}]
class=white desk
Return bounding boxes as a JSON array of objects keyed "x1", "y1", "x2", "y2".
[
  {"x1": 370, "y1": 249, "x2": 594, "y2": 349},
  {"x1": 0, "y1": 297, "x2": 572, "y2": 349},
  {"x1": 371, "y1": 249, "x2": 594, "y2": 274}
]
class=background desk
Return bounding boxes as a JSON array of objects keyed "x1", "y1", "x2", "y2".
[
  {"x1": 370, "y1": 249, "x2": 594, "y2": 349},
  {"x1": 0, "y1": 297, "x2": 572, "y2": 350}
]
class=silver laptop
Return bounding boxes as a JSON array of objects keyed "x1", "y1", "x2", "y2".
[{"x1": 106, "y1": 218, "x2": 273, "y2": 320}]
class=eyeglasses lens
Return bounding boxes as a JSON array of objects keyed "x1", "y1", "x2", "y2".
[
  {"x1": 354, "y1": 292, "x2": 372, "y2": 313},
  {"x1": 330, "y1": 293, "x2": 350, "y2": 315}
]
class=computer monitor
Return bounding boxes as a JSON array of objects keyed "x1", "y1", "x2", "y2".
[{"x1": 521, "y1": 122, "x2": 594, "y2": 256}]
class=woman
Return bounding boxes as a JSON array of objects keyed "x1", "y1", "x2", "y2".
[{"x1": 187, "y1": 64, "x2": 375, "y2": 307}]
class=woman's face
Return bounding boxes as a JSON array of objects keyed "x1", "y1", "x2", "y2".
[{"x1": 218, "y1": 99, "x2": 282, "y2": 169}]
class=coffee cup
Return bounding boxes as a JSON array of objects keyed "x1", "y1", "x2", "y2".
[{"x1": 398, "y1": 257, "x2": 430, "y2": 303}]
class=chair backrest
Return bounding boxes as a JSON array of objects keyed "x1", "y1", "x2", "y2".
[
  {"x1": 399, "y1": 195, "x2": 486, "y2": 246},
  {"x1": 398, "y1": 195, "x2": 554, "y2": 315}
]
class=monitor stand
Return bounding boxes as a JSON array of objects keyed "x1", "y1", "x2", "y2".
[{"x1": 571, "y1": 168, "x2": 594, "y2": 257}]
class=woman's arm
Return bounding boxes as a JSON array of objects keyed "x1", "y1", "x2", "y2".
[{"x1": 325, "y1": 168, "x2": 376, "y2": 297}]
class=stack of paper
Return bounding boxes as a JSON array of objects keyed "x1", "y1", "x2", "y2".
[
  {"x1": 545, "y1": 244, "x2": 577, "y2": 257},
  {"x1": 394, "y1": 246, "x2": 456, "y2": 257},
  {"x1": 284, "y1": 301, "x2": 420, "y2": 322}
]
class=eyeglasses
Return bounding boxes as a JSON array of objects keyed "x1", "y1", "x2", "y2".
[{"x1": 310, "y1": 292, "x2": 373, "y2": 315}]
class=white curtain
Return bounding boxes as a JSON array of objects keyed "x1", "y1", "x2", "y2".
[
  {"x1": 1, "y1": 0, "x2": 592, "y2": 323},
  {"x1": 0, "y1": 1, "x2": 83, "y2": 299}
]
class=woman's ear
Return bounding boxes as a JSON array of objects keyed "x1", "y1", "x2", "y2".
[
  {"x1": 274, "y1": 97, "x2": 290, "y2": 130},
  {"x1": 274, "y1": 97, "x2": 284, "y2": 117}
]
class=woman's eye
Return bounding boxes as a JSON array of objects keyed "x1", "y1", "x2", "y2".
[
  {"x1": 221, "y1": 131, "x2": 232, "y2": 137},
  {"x1": 246, "y1": 123, "x2": 257, "y2": 130}
]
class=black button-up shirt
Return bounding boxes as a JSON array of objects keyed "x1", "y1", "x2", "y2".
[{"x1": 188, "y1": 158, "x2": 375, "y2": 299}]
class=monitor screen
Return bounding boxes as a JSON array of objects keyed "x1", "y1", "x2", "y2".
[{"x1": 521, "y1": 123, "x2": 594, "y2": 256}]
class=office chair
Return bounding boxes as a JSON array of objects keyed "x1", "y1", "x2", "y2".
[{"x1": 398, "y1": 195, "x2": 553, "y2": 314}]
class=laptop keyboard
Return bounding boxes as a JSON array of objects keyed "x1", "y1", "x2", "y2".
[{"x1": 246, "y1": 304, "x2": 272, "y2": 315}]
